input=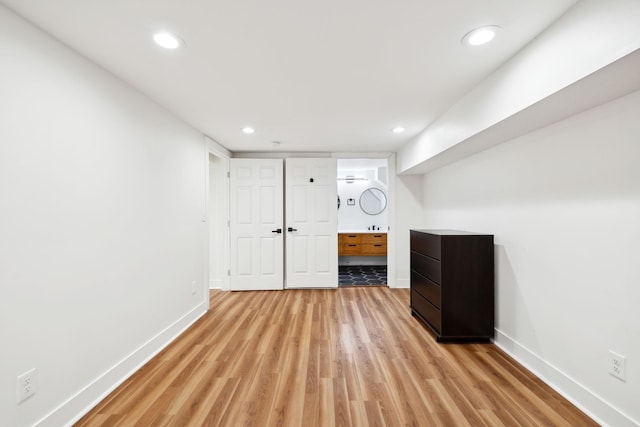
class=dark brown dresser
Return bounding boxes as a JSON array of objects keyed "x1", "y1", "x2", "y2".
[{"x1": 410, "y1": 229, "x2": 494, "y2": 342}]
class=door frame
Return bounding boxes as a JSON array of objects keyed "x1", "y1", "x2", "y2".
[
  {"x1": 205, "y1": 136, "x2": 231, "y2": 296},
  {"x1": 334, "y1": 153, "x2": 396, "y2": 288}
]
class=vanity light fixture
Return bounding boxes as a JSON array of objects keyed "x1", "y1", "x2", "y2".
[
  {"x1": 153, "y1": 32, "x2": 184, "y2": 49},
  {"x1": 242, "y1": 127, "x2": 255, "y2": 134},
  {"x1": 461, "y1": 26, "x2": 500, "y2": 46},
  {"x1": 337, "y1": 175, "x2": 368, "y2": 183},
  {"x1": 392, "y1": 126, "x2": 406, "y2": 134}
]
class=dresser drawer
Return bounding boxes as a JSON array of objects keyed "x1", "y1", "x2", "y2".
[
  {"x1": 411, "y1": 290, "x2": 441, "y2": 333},
  {"x1": 410, "y1": 231, "x2": 441, "y2": 260},
  {"x1": 410, "y1": 251, "x2": 441, "y2": 284},
  {"x1": 411, "y1": 271, "x2": 441, "y2": 309}
]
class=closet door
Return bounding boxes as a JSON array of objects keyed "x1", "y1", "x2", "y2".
[
  {"x1": 285, "y1": 158, "x2": 338, "y2": 288},
  {"x1": 229, "y1": 159, "x2": 284, "y2": 290}
]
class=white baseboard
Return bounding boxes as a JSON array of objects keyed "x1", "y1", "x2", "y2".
[
  {"x1": 393, "y1": 278, "x2": 410, "y2": 289},
  {"x1": 209, "y1": 279, "x2": 228, "y2": 290},
  {"x1": 35, "y1": 302, "x2": 208, "y2": 427},
  {"x1": 494, "y1": 329, "x2": 639, "y2": 427}
]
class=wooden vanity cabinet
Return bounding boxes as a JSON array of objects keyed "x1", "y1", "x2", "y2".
[
  {"x1": 410, "y1": 229, "x2": 494, "y2": 342},
  {"x1": 338, "y1": 233, "x2": 386, "y2": 256}
]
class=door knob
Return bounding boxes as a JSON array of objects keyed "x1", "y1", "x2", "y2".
[
  {"x1": 287, "y1": 227, "x2": 298, "y2": 232},
  {"x1": 272, "y1": 228, "x2": 282, "y2": 234}
]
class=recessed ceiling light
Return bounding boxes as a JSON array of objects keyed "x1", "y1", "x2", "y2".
[
  {"x1": 462, "y1": 26, "x2": 500, "y2": 46},
  {"x1": 153, "y1": 32, "x2": 183, "y2": 49},
  {"x1": 392, "y1": 126, "x2": 406, "y2": 134},
  {"x1": 242, "y1": 127, "x2": 255, "y2": 134}
]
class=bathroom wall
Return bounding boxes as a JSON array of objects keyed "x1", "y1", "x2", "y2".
[{"x1": 337, "y1": 162, "x2": 388, "y2": 231}]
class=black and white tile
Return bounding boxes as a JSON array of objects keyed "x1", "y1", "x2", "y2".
[{"x1": 338, "y1": 265, "x2": 387, "y2": 287}]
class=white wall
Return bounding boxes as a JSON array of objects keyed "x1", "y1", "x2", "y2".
[
  {"x1": 391, "y1": 174, "x2": 423, "y2": 289},
  {"x1": 421, "y1": 90, "x2": 640, "y2": 426},
  {"x1": 0, "y1": 7, "x2": 207, "y2": 426}
]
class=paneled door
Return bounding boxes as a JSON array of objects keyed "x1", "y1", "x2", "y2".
[
  {"x1": 285, "y1": 158, "x2": 338, "y2": 288},
  {"x1": 229, "y1": 159, "x2": 284, "y2": 290}
]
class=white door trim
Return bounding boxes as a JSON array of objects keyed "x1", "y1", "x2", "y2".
[{"x1": 205, "y1": 136, "x2": 231, "y2": 293}]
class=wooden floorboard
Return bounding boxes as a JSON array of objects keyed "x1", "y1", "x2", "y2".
[{"x1": 76, "y1": 288, "x2": 598, "y2": 427}]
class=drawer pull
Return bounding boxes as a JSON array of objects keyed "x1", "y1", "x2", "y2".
[
  {"x1": 348, "y1": 244, "x2": 357, "y2": 247},
  {"x1": 374, "y1": 244, "x2": 382, "y2": 247},
  {"x1": 348, "y1": 235, "x2": 357, "y2": 237}
]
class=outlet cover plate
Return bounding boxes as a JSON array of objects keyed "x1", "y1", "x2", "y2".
[
  {"x1": 17, "y1": 368, "x2": 37, "y2": 403},
  {"x1": 609, "y1": 350, "x2": 626, "y2": 381}
]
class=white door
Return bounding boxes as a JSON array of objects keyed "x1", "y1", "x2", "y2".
[
  {"x1": 285, "y1": 158, "x2": 338, "y2": 288},
  {"x1": 229, "y1": 159, "x2": 284, "y2": 290}
]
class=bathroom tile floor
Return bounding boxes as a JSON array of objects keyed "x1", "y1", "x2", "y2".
[{"x1": 338, "y1": 265, "x2": 387, "y2": 287}]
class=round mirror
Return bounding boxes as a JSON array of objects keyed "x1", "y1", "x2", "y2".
[{"x1": 359, "y1": 188, "x2": 387, "y2": 215}]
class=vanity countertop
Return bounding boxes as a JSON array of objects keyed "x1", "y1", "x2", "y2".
[{"x1": 338, "y1": 229, "x2": 387, "y2": 234}]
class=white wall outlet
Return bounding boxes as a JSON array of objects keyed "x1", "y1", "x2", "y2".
[
  {"x1": 17, "y1": 368, "x2": 37, "y2": 403},
  {"x1": 609, "y1": 350, "x2": 626, "y2": 381},
  {"x1": 192, "y1": 280, "x2": 197, "y2": 296}
]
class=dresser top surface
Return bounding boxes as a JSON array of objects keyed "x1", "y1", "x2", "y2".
[{"x1": 411, "y1": 229, "x2": 492, "y2": 236}]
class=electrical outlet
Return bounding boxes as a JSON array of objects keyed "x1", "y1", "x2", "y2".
[
  {"x1": 191, "y1": 280, "x2": 197, "y2": 296},
  {"x1": 609, "y1": 350, "x2": 626, "y2": 381},
  {"x1": 17, "y1": 368, "x2": 37, "y2": 403}
]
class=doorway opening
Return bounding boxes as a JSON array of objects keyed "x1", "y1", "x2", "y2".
[{"x1": 337, "y1": 158, "x2": 389, "y2": 287}]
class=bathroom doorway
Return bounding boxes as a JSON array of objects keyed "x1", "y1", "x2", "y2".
[{"x1": 337, "y1": 158, "x2": 389, "y2": 287}]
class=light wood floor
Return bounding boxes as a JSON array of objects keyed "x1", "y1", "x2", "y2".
[{"x1": 77, "y1": 288, "x2": 597, "y2": 426}]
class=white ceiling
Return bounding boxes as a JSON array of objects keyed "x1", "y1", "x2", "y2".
[{"x1": 1, "y1": 0, "x2": 577, "y2": 154}]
